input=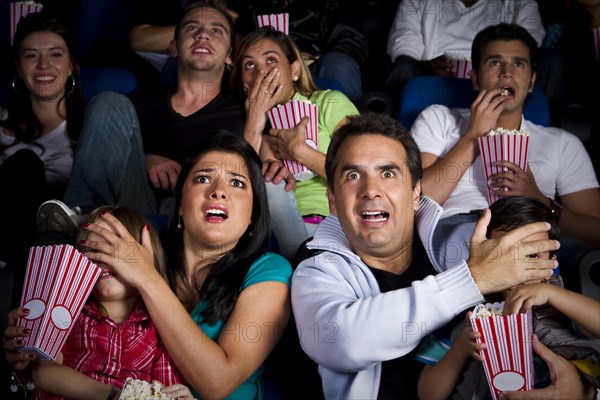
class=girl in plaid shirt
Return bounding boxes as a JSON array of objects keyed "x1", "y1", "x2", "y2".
[{"x1": 31, "y1": 206, "x2": 193, "y2": 400}]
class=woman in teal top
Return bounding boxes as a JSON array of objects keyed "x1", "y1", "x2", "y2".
[
  {"x1": 82, "y1": 132, "x2": 292, "y2": 399},
  {"x1": 231, "y1": 27, "x2": 359, "y2": 259}
]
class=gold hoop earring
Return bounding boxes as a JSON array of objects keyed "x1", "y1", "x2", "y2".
[
  {"x1": 11, "y1": 76, "x2": 25, "y2": 96},
  {"x1": 177, "y1": 214, "x2": 183, "y2": 230},
  {"x1": 65, "y1": 75, "x2": 75, "y2": 94}
]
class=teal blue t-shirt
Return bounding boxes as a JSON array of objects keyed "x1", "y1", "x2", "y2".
[{"x1": 189, "y1": 252, "x2": 292, "y2": 399}]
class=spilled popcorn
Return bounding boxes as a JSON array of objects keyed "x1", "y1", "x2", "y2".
[{"x1": 119, "y1": 378, "x2": 167, "y2": 400}]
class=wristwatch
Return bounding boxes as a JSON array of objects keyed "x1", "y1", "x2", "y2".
[{"x1": 547, "y1": 197, "x2": 562, "y2": 221}]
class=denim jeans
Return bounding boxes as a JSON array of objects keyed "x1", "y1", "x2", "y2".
[
  {"x1": 311, "y1": 51, "x2": 362, "y2": 103},
  {"x1": 64, "y1": 91, "x2": 158, "y2": 215},
  {"x1": 266, "y1": 181, "x2": 311, "y2": 261}
]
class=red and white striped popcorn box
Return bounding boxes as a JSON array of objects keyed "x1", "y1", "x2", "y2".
[
  {"x1": 444, "y1": 52, "x2": 472, "y2": 79},
  {"x1": 478, "y1": 129, "x2": 530, "y2": 205},
  {"x1": 10, "y1": 1, "x2": 44, "y2": 44},
  {"x1": 470, "y1": 302, "x2": 534, "y2": 400},
  {"x1": 17, "y1": 244, "x2": 100, "y2": 360},
  {"x1": 257, "y1": 13, "x2": 289, "y2": 35},
  {"x1": 268, "y1": 100, "x2": 319, "y2": 181}
]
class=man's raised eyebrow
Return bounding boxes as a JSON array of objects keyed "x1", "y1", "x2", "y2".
[
  {"x1": 339, "y1": 162, "x2": 401, "y2": 174},
  {"x1": 339, "y1": 164, "x2": 363, "y2": 174},
  {"x1": 376, "y1": 163, "x2": 402, "y2": 172}
]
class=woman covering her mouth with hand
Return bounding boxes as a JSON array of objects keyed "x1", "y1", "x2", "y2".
[{"x1": 231, "y1": 27, "x2": 359, "y2": 260}]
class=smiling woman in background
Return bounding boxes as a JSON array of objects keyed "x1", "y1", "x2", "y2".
[{"x1": 0, "y1": 11, "x2": 83, "y2": 263}]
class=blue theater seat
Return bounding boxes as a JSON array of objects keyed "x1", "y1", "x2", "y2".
[{"x1": 80, "y1": 67, "x2": 139, "y2": 104}]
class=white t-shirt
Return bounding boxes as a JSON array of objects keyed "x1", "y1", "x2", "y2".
[
  {"x1": 0, "y1": 116, "x2": 73, "y2": 187},
  {"x1": 412, "y1": 105, "x2": 599, "y2": 218},
  {"x1": 387, "y1": 0, "x2": 546, "y2": 62}
]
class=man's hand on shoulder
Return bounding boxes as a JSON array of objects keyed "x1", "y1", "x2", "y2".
[
  {"x1": 146, "y1": 154, "x2": 181, "y2": 191},
  {"x1": 467, "y1": 209, "x2": 559, "y2": 295}
]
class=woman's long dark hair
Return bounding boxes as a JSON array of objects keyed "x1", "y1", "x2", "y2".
[
  {"x1": 165, "y1": 131, "x2": 271, "y2": 325},
  {"x1": 0, "y1": 12, "x2": 83, "y2": 153}
]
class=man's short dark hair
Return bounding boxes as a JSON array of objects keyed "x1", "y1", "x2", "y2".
[
  {"x1": 487, "y1": 196, "x2": 560, "y2": 255},
  {"x1": 325, "y1": 112, "x2": 422, "y2": 192},
  {"x1": 174, "y1": 0, "x2": 235, "y2": 46},
  {"x1": 471, "y1": 23, "x2": 539, "y2": 73}
]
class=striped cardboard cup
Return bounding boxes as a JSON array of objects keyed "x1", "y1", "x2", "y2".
[
  {"x1": 478, "y1": 130, "x2": 530, "y2": 205},
  {"x1": 444, "y1": 51, "x2": 472, "y2": 79},
  {"x1": 257, "y1": 13, "x2": 289, "y2": 35},
  {"x1": 10, "y1": 1, "x2": 44, "y2": 44},
  {"x1": 470, "y1": 302, "x2": 534, "y2": 400},
  {"x1": 268, "y1": 100, "x2": 319, "y2": 181},
  {"x1": 17, "y1": 244, "x2": 100, "y2": 360}
]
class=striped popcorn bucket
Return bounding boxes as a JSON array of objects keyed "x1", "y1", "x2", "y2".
[
  {"x1": 478, "y1": 132, "x2": 530, "y2": 205},
  {"x1": 470, "y1": 303, "x2": 534, "y2": 400},
  {"x1": 17, "y1": 245, "x2": 100, "y2": 360},
  {"x1": 444, "y1": 52, "x2": 472, "y2": 79},
  {"x1": 10, "y1": 1, "x2": 44, "y2": 44},
  {"x1": 268, "y1": 100, "x2": 319, "y2": 181},
  {"x1": 257, "y1": 13, "x2": 289, "y2": 35}
]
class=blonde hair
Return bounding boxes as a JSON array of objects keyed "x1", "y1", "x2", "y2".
[
  {"x1": 75, "y1": 206, "x2": 167, "y2": 278},
  {"x1": 230, "y1": 27, "x2": 318, "y2": 97}
]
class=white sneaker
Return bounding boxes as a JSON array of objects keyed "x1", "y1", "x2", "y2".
[{"x1": 37, "y1": 200, "x2": 85, "y2": 235}]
